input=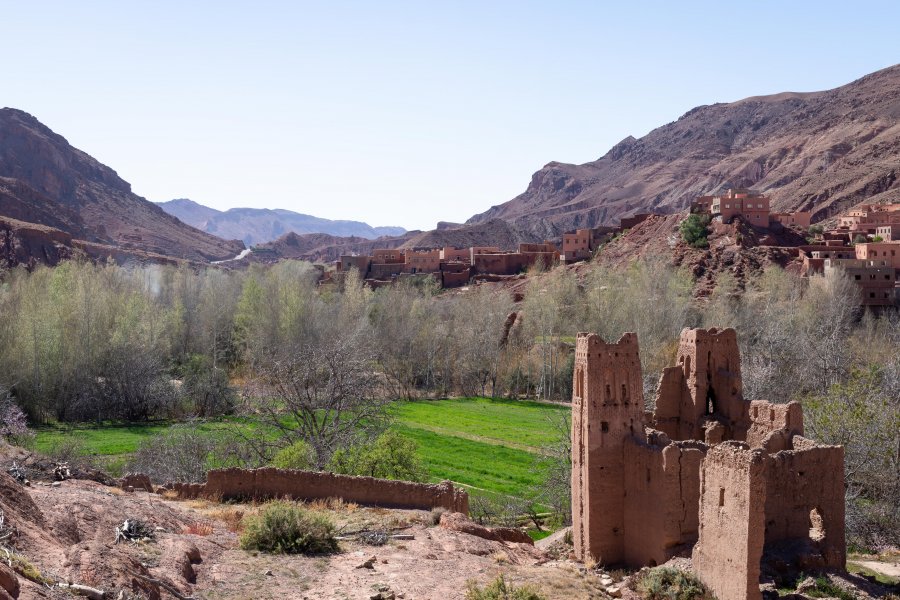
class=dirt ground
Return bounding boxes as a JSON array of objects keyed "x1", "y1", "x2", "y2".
[{"x1": 0, "y1": 441, "x2": 896, "y2": 600}]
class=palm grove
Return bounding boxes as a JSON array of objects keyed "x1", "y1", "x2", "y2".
[{"x1": 0, "y1": 257, "x2": 896, "y2": 549}]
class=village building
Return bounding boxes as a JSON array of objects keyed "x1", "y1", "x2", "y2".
[
  {"x1": 562, "y1": 227, "x2": 618, "y2": 264},
  {"x1": 690, "y1": 188, "x2": 810, "y2": 230},
  {"x1": 335, "y1": 241, "x2": 560, "y2": 288},
  {"x1": 572, "y1": 328, "x2": 845, "y2": 600}
]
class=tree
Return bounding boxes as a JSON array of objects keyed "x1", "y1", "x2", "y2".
[
  {"x1": 679, "y1": 214, "x2": 711, "y2": 248},
  {"x1": 329, "y1": 430, "x2": 426, "y2": 481},
  {"x1": 246, "y1": 330, "x2": 387, "y2": 468}
]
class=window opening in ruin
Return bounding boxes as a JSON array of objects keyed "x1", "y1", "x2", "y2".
[
  {"x1": 646, "y1": 468, "x2": 651, "y2": 483},
  {"x1": 753, "y1": 406, "x2": 759, "y2": 419},
  {"x1": 601, "y1": 421, "x2": 609, "y2": 433},
  {"x1": 621, "y1": 383, "x2": 628, "y2": 404},
  {"x1": 718, "y1": 488, "x2": 725, "y2": 507},
  {"x1": 605, "y1": 384, "x2": 611, "y2": 400},
  {"x1": 705, "y1": 386, "x2": 717, "y2": 415},
  {"x1": 809, "y1": 508, "x2": 825, "y2": 542},
  {"x1": 770, "y1": 408, "x2": 775, "y2": 422}
]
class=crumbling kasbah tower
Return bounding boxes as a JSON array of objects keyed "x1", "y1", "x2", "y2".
[
  {"x1": 571, "y1": 333, "x2": 644, "y2": 564},
  {"x1": 571, "y1": 327, "x2": 846, "y2": 600}
]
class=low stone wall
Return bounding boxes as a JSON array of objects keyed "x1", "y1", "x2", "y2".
[{"x1": 170, "y1": 468, "x2": 469, "y2": 514}]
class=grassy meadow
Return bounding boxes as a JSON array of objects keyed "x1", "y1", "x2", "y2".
[{"x1": 34, "y1": 397, "x2": 568, "y2": 499}]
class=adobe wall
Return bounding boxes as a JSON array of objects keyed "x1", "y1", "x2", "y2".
[
  {"x1": 171, "y1": 468, "x2": 469, "y2": 514},
  {"x1": 623, "y1": 434, "x2": 706, "y2": 566},
  {"x1": 441, "y1": 270, "x2": 471, "y2": 288},
  {"x1": 746, "y1": 400, "x2": 803, "y2": 448},
  {"x1": 673, "y1": 328, "x2": 748, "y2": 441},
  {"x1": 693, "y1": 442, "x2": 767, "y2": 600},
  {"x1": 571, "y1": 332, "x2": 645, "y2": 563},
  {"x1": 762, "y1": 440, "x2": 845, "y2": 569}
]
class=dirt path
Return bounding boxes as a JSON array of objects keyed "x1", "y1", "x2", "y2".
[
  {"x1": 404, "y1": 423, "x2": 549, "y2": 455},
  {"x1": 853, "y1": 559, "x2": 900, "y2": 578}
]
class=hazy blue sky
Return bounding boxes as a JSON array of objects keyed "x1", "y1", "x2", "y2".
[{"x1": 3, "y1": 1, "x2": 898, "y2": 230}]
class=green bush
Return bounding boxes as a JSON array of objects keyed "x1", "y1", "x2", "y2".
[
  {"x1": 853, "y1": 234, "x2": 868, "y2": 244},
  {"x1": 465, "y1": 575, "x2": 545, "y2": 600},
  {"x1": 872, "y1": 235, "x2": 884, "y2": 242},
  {"x1": 633, "y1": 567, "x2": 713, "y2": 600},
  {"x1": 239, "y1": 501, "x2": 338, "y2": 554},
  {"x1": 679, "y1": 214, "x2": 711, "y2": 248},
  {"x1": 272, "y1": 439, "x2": 315, "y2": 470},
  {"x1": 329, "y1": 430, "x2": 426, "y2": 482}
]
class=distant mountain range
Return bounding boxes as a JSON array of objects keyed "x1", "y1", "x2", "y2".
[
  {"x1": 156, "y1": 199, "x2": 406, "y2": 247},
  {"x1": 467, "y1": 64, "x2": 900, "y2": 238},
  {"x1": 0, "y1": 108, "x2": 244, "y2": 269}
]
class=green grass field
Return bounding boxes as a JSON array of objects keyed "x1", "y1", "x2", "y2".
[{"x1": 34, "y1": 397, "x2": 568, "y2": 498}]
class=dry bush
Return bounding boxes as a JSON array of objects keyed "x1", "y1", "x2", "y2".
[
  {"x1": 207, "y1": 507, "x2": 246, "y2": 533},
  {"x1": 182, "y1": 522, "x2": 213, "y2": 536},
  {"x1": 630, "y1": 567, "x2": 713, "y2": 600},
  {"x1": 465, "y1": 575, "x2": 546, "y2": 600}
]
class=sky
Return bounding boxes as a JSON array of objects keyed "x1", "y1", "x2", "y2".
[{"x1": 2, "y1": 1, "x2": 898, "y2": 231}]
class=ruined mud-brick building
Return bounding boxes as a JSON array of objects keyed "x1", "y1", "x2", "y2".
[{"x1": 571, "y1": 327, "x2": 845, "y2": 600}]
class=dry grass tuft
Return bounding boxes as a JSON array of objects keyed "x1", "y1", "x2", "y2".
[
  {"x1": 182, "y1": 522, "x2": 214, "y2": 536},
  {"x1": 207, "y1": 507, "x2": 247, "y2": 533}
]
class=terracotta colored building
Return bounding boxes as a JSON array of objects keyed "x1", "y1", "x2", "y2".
[
  {"x1": 692, "y1": 189, "x2": 811, "y2": 230},
  {"x1": 561, "y1": 227, "x2": 617, "y2": 264},
  {"x1": 770, "y1": 211, "x2": 812, "y2": 228},
  {"x1": 571, "y1": 328, "x2": 845, "y2": 600},
  {"x1": 876, "y1": 225, "x2": 900, "y2": 241}
]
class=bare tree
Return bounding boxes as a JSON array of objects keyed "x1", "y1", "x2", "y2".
[{"x1": 244, "y1": 330, "x2": 388, "y2": 468}]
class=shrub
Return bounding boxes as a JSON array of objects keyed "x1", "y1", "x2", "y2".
[
  {"x1": 465, "y1": 575, "x2": 545, "y2": 600},
  {"x1": 239, "y1": 501, "x2": 338, "y2": 554},
  {"x1": 0, "y1": 394, "x2": 33, "y2": 447},
  {"x1": 632, "y1": 567, "x2": 713, "y2": 600},
  {"x1": 853, "y1": 234, "x2": 868, "y2": 244},
  {"x1": 809, "y1": 224, "x2": 824, "y2": 235},
  {"x1": 127, "y1": 424, "x2": 218, "y2": 483},
  {"x1": 272, "y1": 439, "x2": 315, "y2": 470},
  {"x1": 329, "y1": 430, "x2": 426, "y2": 482},
  {"x1": 679, "y1": 214, "x2": 711, "y2": 248}
]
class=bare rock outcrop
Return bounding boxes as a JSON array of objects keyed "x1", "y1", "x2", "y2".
[{"x1": 438, "y1": 512, "x2": 533, "y2": 545}]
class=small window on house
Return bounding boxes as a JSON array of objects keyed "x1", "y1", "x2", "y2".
[
  {"x1": 870, "y1": 292, "x2": 876, "y2": 298},
  {"x1": 718, "y1": 488, "x2": 725, "y2": 507},
  {"x1": 855, "y1": 274, "x2": 861, "y2": 280},
  {"x1": 601, "y1": 421, "x2": 609, "y2": 433}
]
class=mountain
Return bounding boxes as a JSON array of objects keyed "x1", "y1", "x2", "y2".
[
  {"x1": 0, "y1": 108, "x2": 245, "y2": 265},
  {"x1": 467, "y1": 64, "x2": 900, "y2": 237},
  {"x1": 156, "y1": 198, "x2": 407, "y2": 246},
  {"x1": 247, "y1": 219, "x2": 541, "y2": 264}
]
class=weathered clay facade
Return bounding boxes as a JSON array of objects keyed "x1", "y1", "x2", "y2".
[
  {"x1": 170, "y1": 468, "x2": 469, "y2": 514},
  {"x1": 571, "y1": 327, "x2": 845, "y2": 600}
]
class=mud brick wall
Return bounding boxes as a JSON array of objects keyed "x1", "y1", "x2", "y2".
[{"x1": 171, "y1": 468, "x2": 469, "y2": 514}]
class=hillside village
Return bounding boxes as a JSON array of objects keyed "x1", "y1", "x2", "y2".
[{"x1": 329, "y1": 188, "x2": 900, "y2": 308}]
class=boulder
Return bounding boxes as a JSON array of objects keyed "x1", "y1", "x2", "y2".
[{"x1": 0, "y1": 563, "x2": 19, "y2": 598}]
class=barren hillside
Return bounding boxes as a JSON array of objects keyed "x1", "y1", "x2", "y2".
[
  {"x1": 0, "y1": 109, "x2": 245, "y2": 264},
  {"x1": 468, "y1": 65, "x2": 900, "y2": 238}
]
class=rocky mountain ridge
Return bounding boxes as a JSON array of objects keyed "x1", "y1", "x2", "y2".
[
  {"x1": 467, "y1": 64, "x2": 900, "y2": 237},
  {"x1": 0, "y1": 108, "x2": 245, "y2": 267}
]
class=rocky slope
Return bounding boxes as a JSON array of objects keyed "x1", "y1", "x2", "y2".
[
  {"x1": 468, "y1": 64, "x2": 900, "y2": 238},
  {"x1": 157, "y1": 198, "x2": 406, "y2": 246},
  {"x1": 0, "y1": 108, "x2": 245, "y2": 266}
]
